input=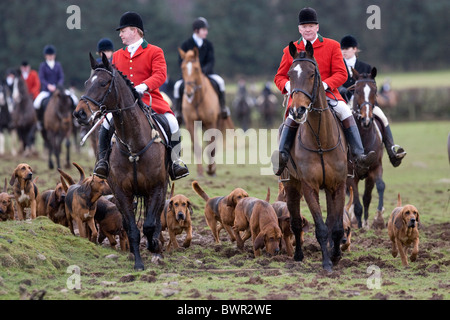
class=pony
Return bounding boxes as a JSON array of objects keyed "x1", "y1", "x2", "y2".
[
  {"x1": 281, "y1": 42, "x2": 348, "y2": 272},
  {"x1": 73, "y1": 53, "x2": 169, "y2": 270},
  {"x1": 347, "y1": 67, "x2": 385, "y2": 228},
  {"x1": 44, "y1": 87, "x2": 73, "y2": 169},
  {"x1": 178, "y1": 47, "x2": 233, "y2": 177}
]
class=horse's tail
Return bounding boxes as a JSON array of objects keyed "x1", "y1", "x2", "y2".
[
  {"x1": 346, "y1": 186, "x2": 353, "y2": 213},
  {"x1": 57, "y1": 168, "x2": 75, "y2": 186},
  {"x1": 397, "y1": 193, "x2": 402, "y2": 207},
  {"x1": 265, "y1": 187, "x2": 270, "y2": 203},
  {"x1": 72, "y1": 162, "x2": 85, "y2": 183},
  {"x1": 192, "y1": 181, "x2": 209, "y2": 201}
]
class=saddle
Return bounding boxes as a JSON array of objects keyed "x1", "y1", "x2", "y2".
[{"x1": 150, "y1": 110, "x2": 172, "y2": 146}]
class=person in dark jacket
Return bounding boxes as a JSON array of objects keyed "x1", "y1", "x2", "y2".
[
  {"x1": 339, "y1": 35, "x2": 406, "y2": 167},
  {"x1": 173, "y1": 17, "x2": 229, "y2": 124}
]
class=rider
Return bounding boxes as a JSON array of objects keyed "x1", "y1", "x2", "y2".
[
  {"x1": 20, "y1": 61, "x2": 41, "y2": 100},
  {"x1": 33, "y1": 45, "x2": 78, "y2": 127},
  {"x1": 96, "y1": 37, "x2": 114, "y2": 63},
  {"x1": 93, "y1": 11, "x2": 189, "y2": 181},
  {"x1": 272, "y1": 7, "x2": 376, "y2": 178},
  {"x1": 339, "y1": 35, "x2": 406, "y2": 167},
  {"x1": 173, "y1": 17, "x2": 229, "y2": 124}
]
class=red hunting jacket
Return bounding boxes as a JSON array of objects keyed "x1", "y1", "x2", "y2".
[
  {"x1": 113, "y1": 39, "x2": 173, "y2": 115},
  {"x1": 23, "y1": 69, "x2": 40, "y2": 99},
  {"x1": 274, "y1": 34, "x2": 347, "y2": 117}
]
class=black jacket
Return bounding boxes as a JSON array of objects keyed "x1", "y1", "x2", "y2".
[
  {"x1": 178, "y1": 36, "x2": 215, "y2": 75},
  {"x1": 340, "y1": 59, "x2": 372, "y2": 102}
]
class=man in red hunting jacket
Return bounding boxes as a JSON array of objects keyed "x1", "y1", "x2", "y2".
[
  {"x1": 272, "y1": 7, "x2": 375, "y2": 179},
  {"x1": 94, "y1": 11, "x2": 189, "y2": 181}
]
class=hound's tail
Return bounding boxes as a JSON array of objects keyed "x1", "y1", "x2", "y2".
[
  {"x1": 58, "y1": 168, "x2": 75, "y2": 186},
  {"x1": 397, "y1": 193, "x2": 402, "y2": 207},
  {"x1": 265, "y1": 187, "x2": 270, "y2": 202},
  {"x1": 72, "y1": 162, "x2": 86, "y2": 183},
  {"x1": 192, "y1": 181, "x2": 209, "y2": 201}
]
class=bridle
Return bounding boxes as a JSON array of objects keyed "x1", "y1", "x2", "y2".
[
  {"x1": 353, "y1": 78, "x2": 377, "y2": 121},
  {"x1": 290, "y1": 54, "x2": 322, "y2": 112}
]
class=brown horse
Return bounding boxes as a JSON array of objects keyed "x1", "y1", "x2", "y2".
[
  {"x1": 73, "y1": 53, "x2": 168, "y2": 271},
  {"x1": 178, "y1": 47, "x2": 233, "y2": 177},
  {"x1": 282, "y1": 42, "x2": 348, "y2": 272},
  {"x1": 10, "y1": 72, "x2": 37, "y2": 156},
  {"x1": 347, "y1": 67, "x2": 385, "y2": 228},
  {"x1": 44, "y1": 88, "x2": 73, "y2": 169}
]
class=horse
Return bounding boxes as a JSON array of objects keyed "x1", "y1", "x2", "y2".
[
  {"x1": 281, "y1": 41, "x2": 348, "y2": 272},
  {"x1": 347, "y1": 67, "x2": 385, "y2": 228},
  {"x1": 256, "y1": 90, "x2": 278, "y2": 128},
  {"x1": 73, "y1": 53, "x2": 168, "y2": 271},
  {"x1": 232, "y1": 80, "x2": 253, "y2": 131},
  {"x1": 43, "y1": 87, "x2": 73, "y2": 169},
  {"x1": 0, "y1": 82, "x2": 16, "y2": 156},
  {"x1": 10, "y1": 72, "x2": 37, "y2": 156},
  {"x1": 178, "y1": 47, "x2": 230, "y2": 177}
]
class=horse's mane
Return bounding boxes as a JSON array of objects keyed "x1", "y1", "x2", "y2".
[{"x1": 92, "y1": 61, "x2": 144, "y2": 109}]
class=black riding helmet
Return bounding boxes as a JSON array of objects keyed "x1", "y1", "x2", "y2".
[{"x1": 192, "y1": 17, "x2": 209, "y2": 31}]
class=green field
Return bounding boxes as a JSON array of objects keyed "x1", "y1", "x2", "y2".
[{"x1": 0, "y1": 121, "x2": 449, "y2": 301}]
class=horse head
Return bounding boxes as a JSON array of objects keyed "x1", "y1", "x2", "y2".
[
  {"x1": 287, "y1": 41, "x2": 322, "y2": 124},
  {"x1": 49, "y1": 87, "x2": 73, "y2": 121},
  {"x1": 179, "y1": 47, "x2": 202, "y2": 104},
  {"x1": 352, "y1": 67, "x2": 377, "y2": 128},
  {"x1": 73, "y1": 52, "x2": 117, "y2": 125}
]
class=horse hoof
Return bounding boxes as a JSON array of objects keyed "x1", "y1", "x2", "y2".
[
  {"x1": 151, "y1": 253, "x2": 164, "y2": 265},
  {"x1": 134, "y1": 263, "x2": 145, "y2": 271},
  {"x1": 294, "y1": 251, "x2": 304, "y2": 262}
]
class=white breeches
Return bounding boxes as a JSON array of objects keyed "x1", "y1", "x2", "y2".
[
  {"x1": 327, "y1": 99, "x2": 353, "y2": 121},
  {"x1": 33, "y1": 90, "x2": 79, "y2": 109},
  {"x1": 373, "y1": 106, "x2": 389, "y2": 127},
  {"x1": 102, "y1": 112, "x2": 179, "y2": 135}
]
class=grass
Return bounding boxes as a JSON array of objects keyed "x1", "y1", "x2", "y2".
[{"x1": 0, "y1": 121, "x2": 449, "y2": 301}]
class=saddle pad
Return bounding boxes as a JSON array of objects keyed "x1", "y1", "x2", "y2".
[{"x1": 151, "y1": 111, "x2": 171, "y2": 145}]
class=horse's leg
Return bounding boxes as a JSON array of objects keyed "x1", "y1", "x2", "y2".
[
  {"x1": 285, "y1": 180, "x2": 304, "y2": 262},
  {"x1": 362, "y1": 176, "x2": 375, "y2": 228},
  {"x1": 375, "y1": 167, "x2": 385, "y2": 212},
  {"x1": 65, "y1": 136, "x2": 71, "y2": 168},
  {"x1": 325, "y1": 183, "x2": 345, "y2": 266},
  {"x1": 302, "y1": 182, "x2": 332, "y2": 272},
  {"x1": 115, "y1": 191, "x2": 144, "y2": 270},
  {"x1": 187, "y1": 120, "x2": 203, "y2": 177},
  {"x1": 48, "y1": 137, "x2": 54, "y2": 170},
  {"x1": 143, "y1": 185, "x2": 166, "y2": 259},
  {"x1": 353, "y1": 179, "x2": 363, "y2": 228}
]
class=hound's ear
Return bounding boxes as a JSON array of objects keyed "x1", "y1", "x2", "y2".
[
  {"x1": 289, "y1": 41, "x2": 297, "y2": 59},
  {"x1": 89, "y1": 52, "x2": 97, "y2": 70},
  {"x1": 9, "y1": 171, "x2": 16, "y2": 186},
  {"x1": 305, "y1": 40, "x2": 314, "y2": 56},
  {"x1": 168, "y1": 199, "x2": 174, "y2": 212},
  {"x1": 187, "y1": 200, "x2": 194, "y2": 215},
  {"x1": 302, "y1": 216, "x2": 310, "y2": 232},
  {"x1": 226, "y1": 195, "x2": 235, "y2": 207},
  {"x1": 371, "y1": 67, "x2": 377, "y2": 79},
  {"x1": 254, "y1": 232, "x2": 265, "y2": 250},
  {"x1": 394, "y1": 214, "x2": 404, "y2": 230}
]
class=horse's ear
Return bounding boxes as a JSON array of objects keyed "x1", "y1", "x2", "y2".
[
  {"x1": 89, "y1": 52, "x2": 97, "y2": 70},
  {"x1": 371, "y1": 67, "x2": 377, "y2": 79},
  {"x1": 193, "y1": 47, "x2": 199, "y2": 58},
  {"x1": 178, "y1": 47, "x2": 186, "y2": 59},
  {"x1": 305, "y1": 40, "x2": 314, "y2": 56},
  {"x1": 102, "y1": 52, "x2": 110, "y2": 70},
  {"x1": 289, "y1": 41, "x2": 297, "y2": 59},
  {"x1": 351, "y1": 67, "x2": 359, "y2": 80}
]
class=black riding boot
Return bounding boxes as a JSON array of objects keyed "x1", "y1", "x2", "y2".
[
  {"x1": 271, "y1": 117, "x2": 299, "y2": 176},
  {"x1": 218, "y1": 90, "x2": 230, "y2": 119},
  {"x1": 342, "y1": 117, "x2": 376, "y2": 179},
  {"x1": 383, "y1": 125, "x2": 406, "y2": 167},
  {"x1": 93, "y1": 125, "x2": 114, "y2": 179},
  {"x1": 168, "y1": 131, "x2": 189, "y2": 180}
]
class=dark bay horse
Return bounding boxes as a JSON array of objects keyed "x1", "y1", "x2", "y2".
[
  {"x1": 178, "y1": 47, "x2": 233, "y2": 177},
  {"x1": 44, "y1": 88, "x2": 73, "y2": 169},
  {"x1": 73, "y1": 53, "x2": 168, "y2": 270},
  {"x1": 347, "y1": 67, "x2": 385, "y2": 228},
  {"x1": 282, "y1": 41, "x2": 348, "y2": 272}
]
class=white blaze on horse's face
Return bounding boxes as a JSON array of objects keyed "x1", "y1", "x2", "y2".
[
  {"x1": 187, "y1": 62, "x2": 193, "y2": 76},
  {"x1": 363, "y1": 84, "x2": 371, "y2": 126},
  {"x1": 91, "y1": 75, "x2": 98, "y2": 84},
  {"x1": 293, "y1": 64, "x2": 302, "y2": 79}
]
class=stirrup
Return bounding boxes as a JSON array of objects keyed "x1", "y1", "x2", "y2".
[
  {"x1": 391, "y1": 145, "x2": 407, "y2": 158},
  {"x1": 93, "y1": 160, "x2": 109, "y2": 179},
  {"x1": 169, "y1": 159, "x2": 189, "y2": 181}
]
